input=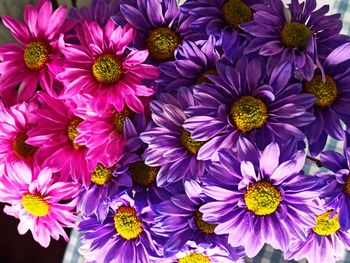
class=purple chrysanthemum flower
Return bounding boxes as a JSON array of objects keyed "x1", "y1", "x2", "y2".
[
  {"x1": 180, "y1": 0, "x2": 263, "y2": 60},
  {"x1": 199, "y1": 139, "x2": 321, "y2": 257},
  {"x1": 156, "y1": 37, "x2": 223, "y2": 93},
  {"x1": 140, "y1": 87, "x2": 210, "y2": 187},
  {"x1": 302, "y1": 42, "x2": 350, "y2": 155},
  {"x1": 242, "y1": 0, "x2": 342, "y2": 80},
  {"x1": 184, "y1": 58, "x2": 315, "y2": 161},
  {"x1": 164, "y1": 241, "x2": 245, "y2": 263},
  {"x1": 113, "y1": 115, "x2": 179, "y2": 206},
  {"x1": 285, "y1": 203, "x2": 350, "y2": 263},
  {"x1": 316, "y1": 146, "x2": 350, "y2": 230},
  {"x1": 152, "y1": 188, "x2": 243, "y2": 259},
  {"x1": 120, "y1": 0, "x2": 201, "y2": 62},
  {"x1": 70, "y1": 0, "x2": 127, "y2": 27},
  {"x1": 79, "y1": 193, "x2": 162, "y2": 263}
]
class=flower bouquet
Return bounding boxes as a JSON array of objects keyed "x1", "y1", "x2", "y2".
[{"x1": 1, "y1": 0, "x2": 350, "y2": 262}]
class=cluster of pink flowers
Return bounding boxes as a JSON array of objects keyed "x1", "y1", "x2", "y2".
[{"x1": 0, "y1": 0, "x2": 159, "y2": 247}]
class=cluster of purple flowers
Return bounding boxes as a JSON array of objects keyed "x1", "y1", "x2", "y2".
[{"x1": 1, "y1": 0, "x2": 350, "y2": 262}]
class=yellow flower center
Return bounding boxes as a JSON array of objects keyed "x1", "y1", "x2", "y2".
[
  {"x1": 146, "y1": 27, "x2": 181, "y2": 61},
  {"x1": 244, "y1": 181, "x2": 281, "y2": 216},
  {"x1": 304, "y1": 75, "x2": 338, "y2": 108},
  {"x1": 280, "y1": 22, "x2": 312, "y2": 50},
  {"x1": 13, "y1": 133, "x2": 37, "y2": 161},
  {"x1": 180, "y1": 129, "x2": 206, "y2": 155},
  {"x1": 230, "y1": 96, "x2": 268, "y2": 133},
  {"x1": 91, "y1": 163, "x2": 114, "y2": 186},
  {"x1": 196, "y1": 69, "x2": 218, "y2": 84},
  {"x1": 112, "y1": 107, "x2": 135, "y2": 133},
  {"x1": 178, "y1": 253, "x2": 211, "y2": 263},
  {"x1": 194, "y1": 210, "x2": 217, "y2": 234},
  {"x1": 222, "y1": 0, "x2": 253, "y2": 29},
  {"x1": 312, "y1": 211, "x2": 340, "y2": 236},
  {"x1": 129, "y1": 161, "x2": 159, "y2": 186},
  {"x1": 114, "y1": 206, "x2": 143, "y2": 240},
  {"x1": 22, "y1": 193, "x2": 50, "y2": 217},
  {"x1": 67, "y1": 117, "x2": 84, "y2": 149},
  {"x1": 23, "y1": 41, "x2": 50, "y2": 71},
  {"x1": 92, "y1": 54, "x2": 123, "y2": 84}
]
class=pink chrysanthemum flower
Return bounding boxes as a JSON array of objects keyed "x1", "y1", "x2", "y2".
[
  {"x1": 0, "y1": 162, "x2": 80, "y2": 247},
  {"x1": 0, "y1": 0, "x2": 67, "y2": 101},
  {"x1": 0, "y1": 101, "x2": 38, "y2": 165},
  {"x1": 74, "y1": 103, "x2": 133, "y2": 168},
  {"x1": 27, "y1": 93, "x2": 93, "y2": 187},
  {"x1": 57, "y1": 19, "x2": 159, "y2": 114}
]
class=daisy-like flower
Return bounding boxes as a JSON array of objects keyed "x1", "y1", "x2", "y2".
[
  {"x1": 285, "y1": 207, "x2": 350, "y2": 263},
  {"x1": 120, "y1": 0, "x2": 200, "y2": 63},
  {"x1": 157, "y1": 38, "x2": 222, "y2": 93},
  {"x1": 26, "y1": 93, "x2": 92, "y2": 187},
  {"x1": 57, "y1": 19, "x2": 159, "y2": 114},
  {"x1": 200, "y1": 139, "x2": 320, "y2": 257},
  {"x1": 153, "y1": 190, "x2": 243, "y2": 258},
  {"x1": 0, "y1": 101, "x2": 38, "y2": 165},
  {"x1": 140, "y1": 87, "x2": 210, "y2": 187},
  {"x1": 0, "y1": 0, "x2": 68, "y2": 101},
  {"x1": 242, "y1": 0, "x2": 342, "y2": 80},
  {"x1": 78, "y1": 193, "x2": 162, "y2": 263},
  {"x1": 302, "y1": 42, "x2": 350, "y2": 155},
  {"x1": 165, "y1": 241, "x2": 244, "y2": 263},
  {"x1": 184, "y1": 58, "x2": 315, "y2": 161},
  {"x1": 316, "y1": 146, "x2": 350, "y2": 230},
  {"x1": 0, "y1": 162, "x2": 80, "y2": 247}
]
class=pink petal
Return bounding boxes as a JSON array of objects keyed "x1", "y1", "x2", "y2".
[
  {"x1": 1, "y1": 16, "x2": 30, "y2": 44},
  {"x1": 46, "y1": 5, "x2": 67, "y2": 40},
  {"x1": 24, "y1": 4, "x2": 39, "y2": 38}
]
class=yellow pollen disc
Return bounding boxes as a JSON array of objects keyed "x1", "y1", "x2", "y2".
[
  {"x1": 114, "y1": 206, "x2": 143, "y2": 240},
  {"x1": 180, "y1": 129, "x2": 206, "y2": 155},
  {"x1": 196, "y1": 69, "x2": 218, "y2": 84},
  {"x1": 67, "y1": 117, "x2": 84, "y2": 149},
  {"x1": 304, "y1": 75, "x2": 338, "y2": 108},
  {"x1": 222, "y1": 0, "x2": 253, "y2": 29},
  {"x1": 13, "y1": 133, "x2": 37, "y2": 161},
  {"x1": 23, "y1": 41, "x2": 50, "y2": 71},
  {"x1": 244, "y1": 181, "x2": 281, "y2": 216},
  {"x1": 129, "y1": 161, "x2": 159, "y2": 186},
  {"x1": 146, "y1": 27, "x2": 181, "y2": 61},
  {"x1": 343, "y1": 175, "x2": 350, "y2": 195},
  {"x1": 91, "y1": 163, "x2": 114, "y2": 186},
  {"x1": 280, "y1": 22, "x2": 312, "y2": 50},
  {"x1": 22, "y1": 193, "x2": 50, "y2": 217},
  {"x1": 312, "y1": 211, "x2": 340, "y2": 236},
  {"x1": 178, "y1": 253, "x2": 211, "y2": 263},
  {"x1": 230, "y1": 96, "x2": 268, "y2": 133},
  {"x1": 112, "y1": 107, "x2": 135, "y2": 134},
  {"x1": 92, "y1": 54, "x2": 123, "y2": 84},
  {"x1": 194, "y1": 210, "x2": 217, "y2": 234}
]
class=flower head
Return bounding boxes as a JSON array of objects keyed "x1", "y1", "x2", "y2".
[
  {"x1": 184, "y1": 58, "x2": 315, "y2": 161},
  {"x1": 79, "y1": 193, "x2": 162, "y2": 263},
  {"x1": 200, "y1": 139, "x2": 320, "y2": 257},
  {"x1": 141, "y1": 87, "x2": 210, "y2": 186},
  {"x1": 242, "y1": 0, "x2": 342, "y2": 80},
  {"x1": 57, "y1": 20, "x2": 159, "y2": 114},
  {"x1": 26, "y1": 93, "x2": 93, "y2": 187},
  {"x1": 0, "y1": 101, "x2": 38, "y2": 165},
  {"x1": 0, "y1": 162, "x2": 80, "y2": 247},
  {"x1": 0, "y1": 0, "x2": 68, "y2": 101}
]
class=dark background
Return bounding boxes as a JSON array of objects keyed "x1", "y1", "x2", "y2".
[{"x1": 0, "y1": 203, "x2": 69, "y2": 263}]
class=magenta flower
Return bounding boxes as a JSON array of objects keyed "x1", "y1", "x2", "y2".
[
  {"x1": 0, "y1": 101, "x2": 38, "y2": 165},
  {"x1": 0, "y1": 162, "x2": 80, "y2": 247},
  {"x1": 27, "y1": 93, "x2": 93, "y2": 187},
  {"x1": 0, "y1": 0, "x2": 67, "y2": 101},
  {"x1": 57, "y1": 19, "x2": 159, "y2": 114}
]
